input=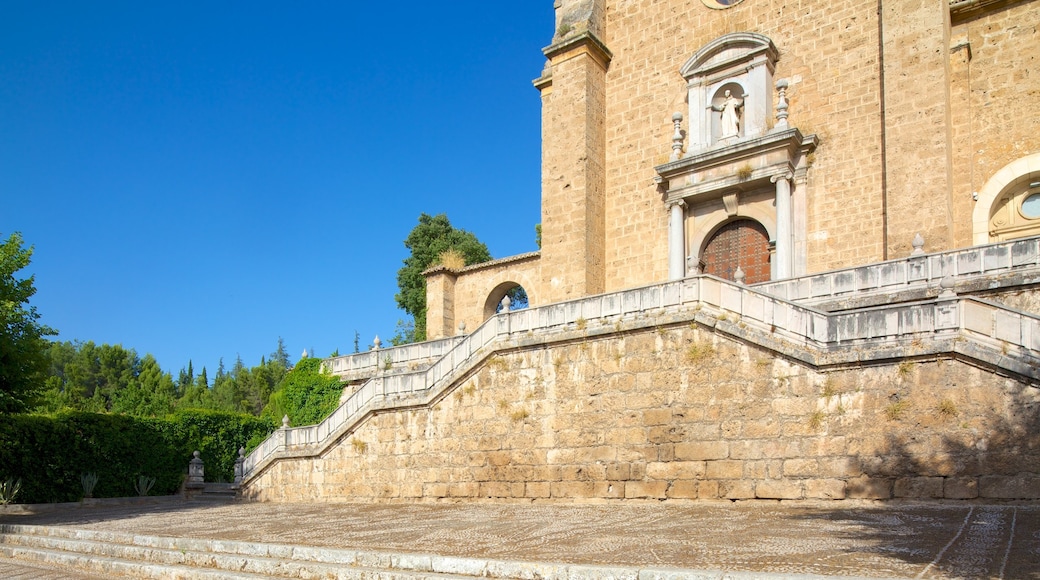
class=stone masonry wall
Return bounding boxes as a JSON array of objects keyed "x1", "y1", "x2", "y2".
[
  {"x1": 596, "y1": 0, "x2": 889, "y2": 290},
  {"x1": 244, "y1": 323, "x2": 1040, "y2": 503},
  {"x1": 950, "y1": 2, "x2": 1040, "y2": 244}
]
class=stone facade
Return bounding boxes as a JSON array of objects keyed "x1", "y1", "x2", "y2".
[
  {"x1": 426, "y1": 0, "x2": 1040, "y2": 337},
  {"x1": 243, "y1": 1, "x2": 1040, "y2": 503},
  {"x1": 245, "y1": 321, "x2": 1040, "y2": 502}
]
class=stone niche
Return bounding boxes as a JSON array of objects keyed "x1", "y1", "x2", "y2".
[{"x1": 682, "y1": 33, "x2": 777, "y2": 151}]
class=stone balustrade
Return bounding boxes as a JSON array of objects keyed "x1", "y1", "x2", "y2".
[
  {"x1": 756, "y1": 236, "x2": 1040, "y2": 304},
  {"x1": 322, "y1": 336, "x2": 465, "y2": 379},
  {"x1": 241, "y1": 270, "x2": 1040, "y2": 483}
]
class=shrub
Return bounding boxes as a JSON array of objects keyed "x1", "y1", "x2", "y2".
[{"x1": 0, "y1": 410, "x2": 276, "y2": 503}]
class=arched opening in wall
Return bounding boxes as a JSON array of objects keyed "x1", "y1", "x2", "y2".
[
  {"x1": 700, "y1": 219, "x2": 771, "y2": 284},
  {"x1": 482, "y1": 281, "x2": 530, "y2": 321},
  {"x1": 987, "y1": 172, "x2": 1040, "y2": 242}
]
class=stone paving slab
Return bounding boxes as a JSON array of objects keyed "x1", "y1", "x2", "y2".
[{"x1": 2, "y1": 499, "x2": 1039, "y2": 579}]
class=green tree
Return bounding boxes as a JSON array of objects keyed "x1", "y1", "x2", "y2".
[
  {"x1": 265, "y1": 357, "x2": 343, "y2": 426},
  {"x1": 0, "y1": 233, "x2": 56, "y2": 412},
  {"x1": 395, "y1": 214, "x2": 491, "y2": 342}
]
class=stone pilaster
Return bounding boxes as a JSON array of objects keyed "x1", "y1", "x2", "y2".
[{"x1": 537, "y1": 28, "x2": 612, "y2": 303}]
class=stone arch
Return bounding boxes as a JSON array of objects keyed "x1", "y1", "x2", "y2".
[
  {"x1": 698, "y1": 218, "x2": 772, "y2": 283},
  {"x1": 972, "y1": 153, "x2": 1040, "y2": 244},
  {"x1": 482, "y1": 280, "x2": 531, "y2": 321},
  {"x1": 688, "y1": 203, "x2": 777, "y2": 271}
]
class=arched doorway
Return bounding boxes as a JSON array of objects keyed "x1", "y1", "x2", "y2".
[
  {"x1": 482, "y1": 281, "x2": 530, "y2": 321},
  {"x1": 700, "y1": 219, "x2": 771, "y2": 283}
]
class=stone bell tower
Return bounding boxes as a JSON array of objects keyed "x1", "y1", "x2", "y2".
[{"x1": 533, "y1": 0, "x2": 610, "y2": 304}]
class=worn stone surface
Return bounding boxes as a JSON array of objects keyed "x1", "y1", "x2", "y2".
[
  {"x1": 244, "y1": 322, "x2": 1040, "y2": 503},
  {"x1": 3, "y1": 501, "x2": 1039, "y2": 579}
]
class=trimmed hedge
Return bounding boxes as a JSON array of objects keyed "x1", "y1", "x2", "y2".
[{"x1": 0, "y1": 409, "x2": 276, "y2": 503}]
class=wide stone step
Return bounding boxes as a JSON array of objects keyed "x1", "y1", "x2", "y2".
[{"x1": 0, "y1": 524, "x2": 710, "y2": 580}]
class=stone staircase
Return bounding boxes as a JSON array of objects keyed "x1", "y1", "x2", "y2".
[{"x1": 0, "y1": 524, "x2": 700, "y2": 580}]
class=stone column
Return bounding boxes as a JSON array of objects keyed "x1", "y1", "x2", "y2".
[
  {"x1": 667, "y1": 200, "x2": 686, "y2": 280},
  {"x1": 772, "y1": 172, "x2": 794, "y2": 279}
]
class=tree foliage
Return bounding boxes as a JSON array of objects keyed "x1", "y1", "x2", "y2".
[
  {"x1": 264, "y1": 357, "x2": 344, "y2": 426},
  {"x1": 0, "y1": 232, "x2": 56, "y2": 413},
  {"x1": 395, "y1": 214, "x2": 491, "y2": 342},
  {"x1": 36, "y1": 339, "x2": 292, "y2": 418}
]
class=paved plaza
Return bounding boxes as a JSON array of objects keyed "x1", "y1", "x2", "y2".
[{"x1": 1, "y1": 499, "x2": 1039, "y2": 578}]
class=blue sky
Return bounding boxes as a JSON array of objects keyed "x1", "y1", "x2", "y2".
[{"x1": 1, "y1": 3, "x2": 550, "y2": 376}]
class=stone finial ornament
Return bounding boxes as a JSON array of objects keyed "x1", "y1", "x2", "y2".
[
  {"x1": 775, "y1": 79, "x2": 789, "y2": 129},
  {"x1": 500, "y1": 294, "x2": 512, "y2": 312},
  {"x1": 457, "y1": 321, "x2": 466, "y2": 334},
  {"x1": 670, "y1": 112, "x2": 684, "y2": 161},
  {"x1": 187, "y1": 450, "x2": 204, "y2": 486},
  {"x1": 734, "y1": 266, "x2": 746, "y2": 285},
  {"x1": 282, "y1": 415, "x2": 290, "y2": 428},
  {"x1": 911, "y1": 233, "x2": 926, "y2": 256},
  {"x1": 939, "y1": 275, "x2": 957, "y2": 298},
  {"x1": 372, "y1": 335, "x2": 381, "y2": 350}
]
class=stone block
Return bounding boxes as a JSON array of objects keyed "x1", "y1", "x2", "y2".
[
  {"x1": 666, "y1": 480, "x2": 700, "y2": 499},
  {"x1": 646, "y1": 461, "x2": 705, "y2": 480},
  {"x1": 846, "y1": 475, "x2": 893, "y2": 499},
  {"x1": 550, "y1": 481, "x2": 595, "y2": 498},
  {"x1": 804, "y1": 479, "x2": 846, "y2": 500},
  {"x1": 448, "y1": 482, "x2": 479, "y2": 498},
  {"x1": 525, "y1": 482, "x2": 550, "y2": 498},
  {"x1": 979, "y1": 475, "x2": 1040, "y2": 499},
  {"x1": 674, "y1": 441, "x2": 728, "y2": 461},
  {"x1": 594, "y1": 481, "x2": 626, "y2": 498},
  {"x1": 943, "y1": 477, "x2": 978, "y2": 499},
  {"x1": 705, "y1": 460, "x2": 743, "y2": 480},
  {"x1": 755, "y1": 479, "x2": 804, "y2": 500},
  {"x1": 719, "y1": 480, "x2": 755, "y2": 499},
  {"x1": 783, "y1": 458, "x2": 819, "y2": 478},
  {"x1": 894, "y1": 477, "x2": 944, "y2": 499},
  {"x1": 625, "y1": 481, "x2": 668, "y2": 499},
  {"x1": 643, "y1": 408, "x2": 672, "y2": 425},
  {"x1": 479, "y1": 482, "x2": 512, "y2": 498}
]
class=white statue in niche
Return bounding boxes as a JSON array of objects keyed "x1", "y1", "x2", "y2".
[{"x1": 712, "y1": 89, "x2": 744, "y2": 139}]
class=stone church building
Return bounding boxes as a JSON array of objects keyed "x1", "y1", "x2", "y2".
[
  {"x1": 238, "y1": 0, "x2": 1040, "y2": 503},
  {"x1": 425, "y1": 0, "x2": 1040, "y2": 338}
]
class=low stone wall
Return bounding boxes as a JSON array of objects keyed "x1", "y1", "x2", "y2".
[{"x1": 242, "y1": 322, "x2": 1040, "y2": 502}]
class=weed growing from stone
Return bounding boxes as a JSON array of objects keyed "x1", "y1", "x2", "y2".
[
  {"x1": 808, "y1": 410, "x2": 825, "y2": 431},
  {"x1": 885, "y1": 400, "x2": 909, "y2": 421},
  {"x1": 937, "y1": 399, "x2": 959, "y2": 419},
  {"x1": 686, "y1": 341, "x2": 715, "y2": 363},
  {"x1": 351, "y1": 438, "x2": 368, "y2": 455}
]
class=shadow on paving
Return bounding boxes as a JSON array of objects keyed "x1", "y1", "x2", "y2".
[
  {"x1": 5, "y1": 499, "x2": 1040, "y2": 578},
  {"x1": 780, "y1": 503, "x2": 1040, "y2": 579}
]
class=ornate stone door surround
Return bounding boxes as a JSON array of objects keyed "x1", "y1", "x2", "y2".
[
  {"x1": 656, "y1": 128, "x2": 817, "y2": 281},
  {"x1": 658, "y1": 33, "x2": 817, "y2": 283}
]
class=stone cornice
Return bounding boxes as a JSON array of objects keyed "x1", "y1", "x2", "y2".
[
  {"x1": 542, "y1": 31, "x2": 612, "y2": 71},
  {"x1": 655, "y1": 128, "x2": 818, "y2": 203},
  {"x1": 423, "y1": 251, "x2": 541, "y2": 277}
]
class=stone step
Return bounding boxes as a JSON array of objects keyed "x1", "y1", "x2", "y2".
[{"x1": 1, "y1": 524, "x2": 698, "y2": 580}]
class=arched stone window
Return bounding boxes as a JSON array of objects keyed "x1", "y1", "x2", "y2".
[
  {"x1": 972, "y1": 153, "x2": 1040, "y2": 243},
  {"x1": 700, "y1": 219, "x2": 771, "y2": 284}
]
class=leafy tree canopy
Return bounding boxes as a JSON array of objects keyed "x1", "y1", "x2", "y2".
[
  {"x1": 395, "y1": 213, "x2": 491, "y2": 342},
  {"x1": 0, "y1": 232, "x2": 56, "y2": 413}
]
